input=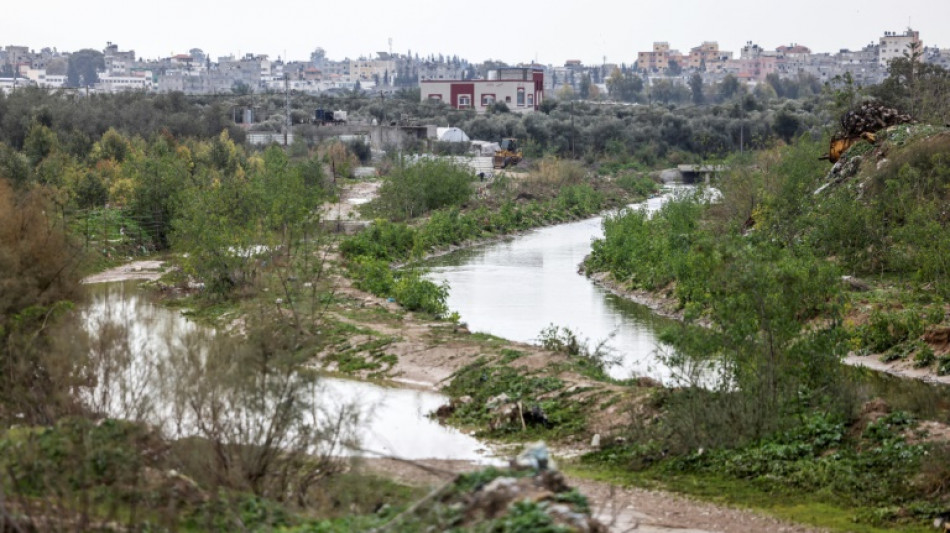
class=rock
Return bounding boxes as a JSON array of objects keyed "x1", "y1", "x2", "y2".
[
  {"x1": 524, "y1": 404, "x2": 552, "y2": 428},
  {"x1": 590, "y1": 434, "x2": 601, "y2": 448},
  {"x1": 842, "y1": 275, "x2": 871, "y2": 292},
  {"x1": 434, "y1": 403, "x2": 455, "y2": 419},
  {"x1": 486, "y1": 393, "x2": 511, "y2": 408},
  {"x1": 458, "y1": 395, "x2": 473, "y2": 405},
  {"x1": 513, "y1": 441, "x2": 555, "y2": 471}
]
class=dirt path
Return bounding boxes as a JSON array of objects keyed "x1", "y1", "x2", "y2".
[
  {"x1": 845, "y1": 353, "x2": 950, "y2": 385},
  {"x1": 321, "y1": 180, "x2": 380, "y2": 221},
  {"x1": 359, "y1": 458, "x2": 821, "y2": 533},
  {"x1": 81, "y1": 260, "x2": 166, "y2": 284}
]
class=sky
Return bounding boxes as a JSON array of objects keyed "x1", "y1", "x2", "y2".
[{"x1": 2, "y1": 0, "x2": 948, "y2": 66}]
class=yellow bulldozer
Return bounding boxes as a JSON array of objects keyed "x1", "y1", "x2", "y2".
[{"x1": 493, "y1": 138, "x2": 523, "y2": 169}]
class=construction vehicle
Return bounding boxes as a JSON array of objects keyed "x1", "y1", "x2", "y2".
[
  {"x1": 313, "y1": 109, "x2": 347, "y2": 126},
  {"x1": 493, "y1": 138, "x2": 523, "y2": 169}
]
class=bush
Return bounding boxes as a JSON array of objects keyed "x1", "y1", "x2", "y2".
[
  {"x1": 392, "y1": 270, "x2": 449, "y2": 317},
  {"x1": 373, "y1": 158, "x2": 474, "y2": 221}
]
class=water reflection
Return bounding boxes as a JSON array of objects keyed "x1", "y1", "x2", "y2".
[
  {"x1": 81, "y1": 282, "x2": 492, "y2": 461},
  {"x1": 427, "y1": 187, "x2": 697, "y2": 383}
]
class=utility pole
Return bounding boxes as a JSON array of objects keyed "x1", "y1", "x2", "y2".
[
  {"x1": 570, "y1": 99, "x2": 575, "y2": 159},
  {"x1": 284, "y1": 73, "x2": 290, "y2": 147}
]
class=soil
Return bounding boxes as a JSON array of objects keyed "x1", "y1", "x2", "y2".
[
  {"x1": 359, "y1": 458, "x2": 822, "y2": 533},
  {"x1": 844, "y1": 353, "x2": 950, "y2": 385},
  {"x1": 320, "y1": 179, "x2": 380, "y2": 222},
  {"x1": 81, "y1": 260, "x2": 166, "y2": 284}
]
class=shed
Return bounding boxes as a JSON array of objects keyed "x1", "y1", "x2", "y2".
[{"x1": 436, "y1": 127, "x2": 470, "y2": 143}]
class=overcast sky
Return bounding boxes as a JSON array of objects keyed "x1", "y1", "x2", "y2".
[{"x1": 3, "y1": 0, "x2": 948, "y2": 65}]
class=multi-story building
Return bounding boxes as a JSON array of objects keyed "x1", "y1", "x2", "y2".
[
  {"x1": 20, "y1": 67, "x2": 66, "y2": 88},
  {"x1": 97, "y1": 75, "x2": 150, "y2": 93},
  {"x1": 638, "y1": 42, "x2": 672, "y2": 71},
  {"x1": 420, "y1": 67, "x2": 544, "y2": 113},
  {"x1": 688, "y1": 42, "x2": 733, "y2": 71},
  {"x1": 103, "y1": 42, "x2": 136, "y2": 76},
  {"x1": 879, "y1": 29, "x2": 921, "y2": 67}
]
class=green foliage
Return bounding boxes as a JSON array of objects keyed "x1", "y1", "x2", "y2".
[
  {"x1": 804, "y1": 131, "x2": 950, "y2": 294},
  {"x1": 392, "y1": 270, "x2": 449, "y2": 316},
  {"x1": 588, "y1": 194, "x2": 711, "y2": 304},
  {"x1": 339, "y1": 219, "x2": 418, "y2": 261},
  {"x1": 614, "y1": 174, "x2": 658, "y2": 197},
  {"x1": 373, "y1": 158, "x2": 474, "y2": 221},
  {"x1": 172, "y1": 143, "x2": 325, "y2": 298},
  {"x1": 855, "y1": 308, "x2": 926, "y2": 354},
  {"x1": 66, "y1": 49, "x2": 105, "y2": 87},
  {"x1": 444, "y1": 358, "x2": 585, "y2": 438},
  {"x1": 0, "y1": 417, "x2": 153, "y2": 496},
  {"x1": 498, "y1": 500, "x2": 571, "y2": 533}
]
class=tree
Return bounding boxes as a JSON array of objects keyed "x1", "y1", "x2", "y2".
[
  {"x1": 606, "y1": 68, "x2": 643, "y2": 103},
  {"x1": 689, "y1": 73, "x2": 705, "y2": 105},
  {"x1": 0, "y1": 178, "x2": 85, "y2": 423},
  {"x1": 773, "y1": 110, "x2": 801, "y2": 143},
  {"x1": 579, "y1": 74, "x2": 592, "y2": 99},
  {"x1": 66, "y1": 49, "x2": 104, "y2": 87},
  {"x1": 667, "y1": 59, "x2": 682, "y2": 76},
  {"x1": 310, "y1": 47, "x2": 326, "y2": 66},
  {"x1": 720, "y1": 74, "x2": 741, "y2": 99}
]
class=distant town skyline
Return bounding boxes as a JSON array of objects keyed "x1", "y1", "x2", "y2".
[{"x1": 2, "y1": 0, "x2": 948, "y2": 65}]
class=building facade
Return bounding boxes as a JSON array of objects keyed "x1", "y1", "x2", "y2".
[
  {"x1": 420, "y1": 67, "x2": 543, "y2": 113},
  {"x1": 879, "y1": 29, "x2": 921, "y2": 67}
]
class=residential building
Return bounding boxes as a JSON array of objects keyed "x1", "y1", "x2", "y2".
[
  {"x1": 688, "y1": 42, "x2": 733, "y2": 71},
  {"x1": 420, "y1": 67, "x2": 544, "y2": 113},
  {"x1": 103, "y1": 42, "x2": 136, "y2": 75},
  {"x1": 97, "y1": 75, "x2": 150, "y2": 93},
  {"x1": 638, "y1": 42, "x2": 680, "y2": 72},
  {"x1": 879, "y1": 29, "x2": 921, "y2": 67}
]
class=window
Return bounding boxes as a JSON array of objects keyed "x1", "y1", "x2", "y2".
[
  {"x1": 527, "y1": 93, "x2": 534, "y2": 107},
  {"x1": 458, "y1": 94, "x2": 471, "y2": 108},
  {"x1": 427, "y1": 94, "x2": 442, "y2": 102},
  {"x1": 517, "y1": 88, "x2": 525, "y2": 106},
  {"x1": 481, "y1": 94, "x2": 495, "y2": 106}
]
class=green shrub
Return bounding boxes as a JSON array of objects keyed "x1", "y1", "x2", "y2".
[
  {"x1": 392, "y1": 270, "x2": 449, "y2": 317},
  {"x1": 373, "y1": 158, "x2": 474, "y2": 221},
  {"x1": 339, "y1": 220, "x2": 418, "y2": 262},
  {"x1": 858, "y1": 309, "x2": 925, "y2": 354}
]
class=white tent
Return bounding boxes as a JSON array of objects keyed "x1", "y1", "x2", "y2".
[{"x1": 436, "y1": 127, "x2": 470, "y2": 143}]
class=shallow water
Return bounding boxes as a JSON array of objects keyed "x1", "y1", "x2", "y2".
[
  {"x1": 81, "y1": 282, "x2": 493, "y2": 461},
  {"x1": 426, "y1": 188, "x2": 695, "y2": 383}
]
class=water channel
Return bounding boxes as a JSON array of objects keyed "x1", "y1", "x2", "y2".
[
  {"x1": 81, "y1": 281, "x2": 493, "y2": 462},
  {"x1": 426, "y1": 186, "x2": 696, "y2": 383}
]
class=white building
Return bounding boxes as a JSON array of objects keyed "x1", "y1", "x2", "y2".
[
  {"x1": 420, "y1": 67, "x2": 544, "y2": 113},
  {"x1": 20, "y1": 68, "x2": 66, "y2": 88},
  {"x1": 879, "y1": 29, "x2": 921, "y2": 67},
  {"x1": 97, "y1": 76, "x2": 150, "y2": 93}
]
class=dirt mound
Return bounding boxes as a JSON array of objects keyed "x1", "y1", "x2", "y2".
[{"x1": 373, "y1": 443, "x2": 608, "y2": 532}]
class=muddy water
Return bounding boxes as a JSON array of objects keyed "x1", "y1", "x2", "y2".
[
  {"x1": 81, "y1": 282, "x2": 494, "y2": 462},
  {"x1": 427, "y1": 188, "x2": 695, "y2": 383}
]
